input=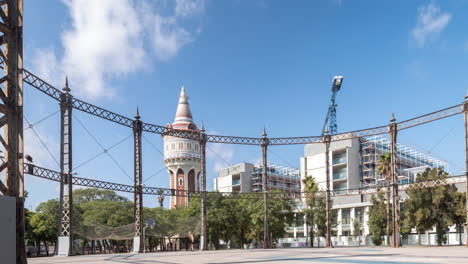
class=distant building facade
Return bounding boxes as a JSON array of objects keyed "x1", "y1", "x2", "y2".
[
  {"x1": 281, "y1": 136, "x2": 451, "y2": 246},
  {"x1": 300, "y1": 135, "x2": 447, "y2": 193},
  {"x1": 214, "y1": 162, "x2": 301, "y2": 193},
  {"x1": 163, "y1": 87, "x2": 201, "y2": 208}
]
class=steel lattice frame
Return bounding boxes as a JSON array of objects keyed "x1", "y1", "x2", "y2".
[
  {"x1": 58, "y1": 83, "x2": 73, "y2": 256},
  {"x1": 133, "y1": 112, "x2": 144, "y2": 252},
  {"x1": 20, "y1": 55, "x2": 468, "y2": 252},
  {"x1": 23, "y1": 68, "x2": 465, "y2": 145},
  {"x1": 24, "y1": 163, "x2": 466, "y2": 199},
  {"x1": 0, "y1": 1, "x2": 26, "y2": 263}
]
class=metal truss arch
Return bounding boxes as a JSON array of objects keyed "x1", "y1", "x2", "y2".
[{"x1": 22, "y1": 68, "x2": 465, "y2": 146}]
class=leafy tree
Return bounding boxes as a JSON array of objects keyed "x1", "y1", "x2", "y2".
[
  {"x1": 71, "y1": 188, "x2": 133, "y2": 244},
  {"x1": 79, "y1": 200, "x2": 133, "y2": 227},
  {"x1": 143, "y1": 207, "x2": 166, "y2": 251},
  {"x1": 368, "y1": 189, "x2": 387, "y2": 246},
  {"x1": 376, "y1": 152, "x2": 391, "y2": 246},
  {"x1": 404, "y1": 168, "x2": 457, "y2": 246},
  {"x1": 232, "y1": 198, "x2": 255, "y2": 248},
  {"x1": 25, "y1": 209, "x2": 37, "y2": 256},
  {"x1": 247, "y1": 191, "x2": 295, "y2": 248},
  {"x1": 302, "y1": 175, "x2": 328, "y2": 247},
  {"x1": 203, "y1": 197, "x2": 225, "y2": 249},
  {"x1": 402, "y1": 182, "x2": 432, "y2": 245},
  {"x1": 267, "y1": 193, "x2": 295, "y2": 243},
  {"x1": 449, "y1": 192, "x2": 466, "y2": 245},
  {"x1": 314, "y1": 195, "x2": 333, "y2": 247},
  {"x1": 73, "y1": 188, "x2": 128, "y2": 205},
  {"x1": 30, "y1": 199, "x2": 60, "y2": 256},
  {"x1": 352, "y1": 219, "x2": 361, "y2": 238},
  {"x1": 185, "y1": 192, "x2": 295, "y2": 249}
]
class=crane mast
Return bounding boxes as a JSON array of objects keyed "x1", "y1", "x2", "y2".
[{"x1": 321, "y1": 76, "x2": 343, "y2": 136}]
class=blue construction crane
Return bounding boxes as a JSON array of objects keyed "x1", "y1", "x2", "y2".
[{"x1": 321, "y1": 76, "x2": 343, "y2": 136}]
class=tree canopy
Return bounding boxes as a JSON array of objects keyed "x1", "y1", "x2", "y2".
[
  {"x1": 403, "y1": 168, "x2": 459, "y2": 246},
  {"x1": 368, "y1": 188, "x2": 387, "y2": 246},
  {"x1": 26, "y1": 188, "x2": 297, "y2": 251}
]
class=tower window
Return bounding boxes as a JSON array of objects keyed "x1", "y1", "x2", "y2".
[{"x1": 179, "y1": 178, "x2": 184, "y2": 186}]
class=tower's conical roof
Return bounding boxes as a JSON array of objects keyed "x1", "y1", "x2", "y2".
[{"x1": 172, "y1": 86, "x2": 197, "y2": 131}]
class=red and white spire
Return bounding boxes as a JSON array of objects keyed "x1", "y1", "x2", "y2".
[{"x1": 172, "y1": 86, "x2": 197, "y2": 131}]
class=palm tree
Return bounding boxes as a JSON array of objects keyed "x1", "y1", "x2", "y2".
[
  {"x1": 302, "y1": 175, "x2": 320, "y2": 247},
  {"x1": 376, "y1": 152, "x2": 391, "y2": 246},
  {"x1": 158, "y1": 195, "x2": 164, "y2": 208}
]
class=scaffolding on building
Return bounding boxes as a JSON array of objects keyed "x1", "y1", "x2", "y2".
[
  {"x1": 360, "y1": 135, "x2": 447, "y2": 186},
  {"x1": 252, "y1": 163, "x2": 301, "y2": 193}
]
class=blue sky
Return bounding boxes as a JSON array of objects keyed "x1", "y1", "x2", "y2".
[{"x1": 18, "y1": 0, "x2": 468, "y2": 210}]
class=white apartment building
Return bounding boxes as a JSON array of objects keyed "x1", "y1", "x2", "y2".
[
  {"x1": 214, "y1": 162, "x2": 301, "y2": 193},
  {"x1": 281, "y1": 136, "x2": 456, "y2": 247}
]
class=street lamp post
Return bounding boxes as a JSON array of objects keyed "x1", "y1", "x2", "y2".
[{"x1": 143, "y1": 218, "x2": 155, "y2": 253}]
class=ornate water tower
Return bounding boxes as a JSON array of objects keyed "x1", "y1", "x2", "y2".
[{"x1": 163, "y1": 87, "x2": 201, "y2": 208}]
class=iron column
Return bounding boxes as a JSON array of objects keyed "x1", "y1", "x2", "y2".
[
  {"x1": 199, "y1": 124, "x2": 208, "y2": 250},
  {"x1": 389, "y1": 113, "x2": 400, "y2": 248},
  {"x1": 133, "y1": 108, "x2": 144, "y2": 253},
  {"x1": 463, "y1": 96, "x2": 468, "y2": 247},
  {"x1": 324, "y1": 132, "x2": 332, "y2": 248},
  {"x1": 0, "y1": 1, "x2": 25, "y2": 262},
  {"x1": 261, "y1": 128, "x2": 270, "y2": 249},
  {"x1": 58, "y1": 78, "x2": 73, "y2": 256}
]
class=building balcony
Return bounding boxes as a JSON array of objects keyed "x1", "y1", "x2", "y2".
[
  {"x1": 164, "y1": 152, "x2": 200, "y2": 160},
  {"x1": 332, "y1": 156, "x2": 347, "y2": 165},
  {"x1": 333, "y1": 172, "x2": 347, "y2": 181}
]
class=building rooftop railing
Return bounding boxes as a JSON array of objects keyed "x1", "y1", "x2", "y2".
[{"x1": 361, "y1": 135, "x2": 447, "y2": 169}]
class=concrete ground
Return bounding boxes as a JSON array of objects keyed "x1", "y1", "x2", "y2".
[{"x1": 27, "y1": 246, "x2": 468, "y2": 264}]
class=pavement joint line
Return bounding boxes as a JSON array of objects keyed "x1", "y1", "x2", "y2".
[{"x1": 27, "y1": 247, "x2": 468, "y2": 264}]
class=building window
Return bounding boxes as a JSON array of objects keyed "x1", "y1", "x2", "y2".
[
  {"x1": 342, "y1": 208, "x2": 351, "y2": 226},
  {"x1": 295, "y1": 213, "x2": 304, "y2": 226},
  {"x1": 333, "y1": 181, "x2": 347, "y2": 190},
  {"x1": 355, "y1": 207, "x2": 364, "y2": 223},
  {"x1": 333, "y1": 151, "x2": 347, "y2": 165},
  {"x1": 332, "y1": 210, "x2": 338, "y2": 226},
  {"x1": 179, "y1": 178, "x2": 184, "y2": 186},
  {"x1": 333, "y1": 167, "x2": 347, "y2": 180}
]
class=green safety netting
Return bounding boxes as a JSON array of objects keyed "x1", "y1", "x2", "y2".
[{"x1": 74, "y1": 216, "x2": 200, "y2": 241}]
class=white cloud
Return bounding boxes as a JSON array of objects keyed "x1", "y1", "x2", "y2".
[
  {"x1": 144, "y1": 14, "x2": 193, "y2": 61},
  {"x1": 60, "y1": 0, "x2": 146, "y2": 99},
  {"x1": 24, "y1": 128, "x2": 60, "y2": 170},
  {"x1": 32, "y1": 0, "x2": 205, "y2": 100},
  {"x1": 207, "y1": 143, "x2": 234, "y2": 174},
  {"x1": 31, "y1": 49, "x2": 62, "y2": 88},
  {"x1": 175, "y1": 0, "x2": 205, "y2": 17},
  {"x1": 411, "y1": 2, "x2": 451, "y2": 47},
  {"x1": 142, "y1": 0, "x2": 205, "y2": 61}
]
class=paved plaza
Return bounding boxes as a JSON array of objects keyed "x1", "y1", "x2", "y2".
[{"x1": 28, "y1": 247, "x2": 468, "y2": 264}]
